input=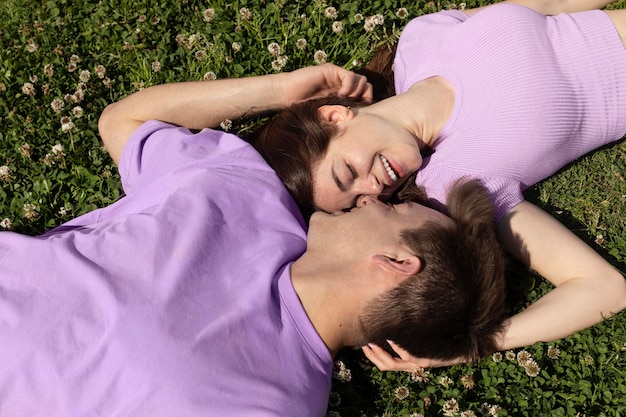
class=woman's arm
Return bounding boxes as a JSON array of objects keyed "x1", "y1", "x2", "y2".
[
  {"x1": 98, "y1": 64, "x2": 372, "y2": 164},
  {"x1": 362, "y1": 200, "x2": 626, "y2": 370},
  {"x1": 496, "y1": 200, "x2": 626, "y2": 348},
  {"x1": 463, "y1": 0, "x2": 617, "y2": 16}
]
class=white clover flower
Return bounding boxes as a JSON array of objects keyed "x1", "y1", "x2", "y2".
[
  {"x1": 363, "y1": 21, "x2": 375, "y2": 32},
  {"x1": 239, "y1": 7, "x2": 252, "y2": 21},
  {"x1": 152, "y1": 60, "x2": 162, "y2": 72},
  {"x1": 332, "y1": 21, "x2": 343, "y2": 34},
  {"x1": 72, "y1": 89, "x2": 84, "y2": 103},
  {"x1": 22, "y1": 82, "x2": 36, "y2": 96},
  {"x1": 516, "y1": 350, "x2": 532, "y2": 366},
  {"x1": 396, "y1": 7, "x2": 408, "y2": 19},
  {"x1": 19, "y1": 143, "x2": 32, "y2": 158},
  {"x1": 461, "y1": 411, "x2": 476, "y2": 417},
  {"x1": 70, "y1": 54, "x2": 81, "y2": 63},
  {"x1": 547, "y1": 346, "x2": 560, "y2": 360},
  {"x1": 524, "y1": 359, "x2": 540, "y2": 377},
  {"x1": 442, "y1": 398, "x2": 459, "y2": 417},
  {"x1": 410, "y1": 367, "x2": 430, "y2": 382},
  {"x1": 30, "y1": 75, "x2": 38, "y2": 83},
  {"x1": 203, "y1": 71, "x2": 217, "y2": 81},
  {"x1": 0, "y1": 165, "x2": 11, "y2": 181},
  {"x1": 324, "y1": 6, "x2": 338, "y2": 19},
  {"x1": 68, "y1": 62, "x2": 77, "y2": 72},
  {"x1": 51, "y1": 143, "x2": 64, "y2": 156},
  {"x1": 44, "y1": 63, "x2": 54, "y2": 77},
  {"x1": 51, "y1": 98, "x2": 64, "y2": 113},
  {"x1": 492, "y1": 352, "x2": 503, "y2": 362},
  {"x1": 232, "y1": 41, "x2": 242, "y2": 52},
  {"x1": 314, "y1": 50, "x2": 327, "y2": 65},
  {"x1": 0, "y1": 218, "x2": 13, "y2": 230},
  {"x1": 369, "y1": 14, "x2": 384, "y2": 25},
  {"x1": 102, "y1": 77, "x2": 114, "y2": 89},
  {"x1": 79, "y1": 70, "x2": 91, "y2": 82},
  {"x1": 354, "y1": 13, "x2": 364, "y2": 22},
  {"x1": 489, "y1": 404, "x2": 502, "y2": 416},
  {"x1": 220, "y1": 119, "x2": 232, "y2": 131},
  {"x1": 439, "y1": 375, "x2": 453, "y2": 387},
  {"x1": 394, "y1": 385, "x2": 410, "y2": 400},
  {"x1": 409, "y1": 414, "x2": 425, "y2": 417},
  {"x1": 296, "y1": 38, "x2": 307, "y2": 50},
  {"x1": 138, "y1": 14, "x2": 147, "y2": 22},
  {"x1": 461, "y1": 374, "x2": 475, "y2": 389},
  {"x1": 195, "y1": 50, "x2": 207, "y2": 60},
  {"x1": 203, "y1": 8, "x2": 216, "y2": 22},
  {"x1": 60, "y1": 116, "x2": 75, "y2": 133},
  {"x1": 267, "y1": 42, "x2": 281, "y2": 57},
  {"x1": 27, "y1": 41, "x2": 38, "y2": 52},
  {"x1": 95, "y1": 64, "x2": 107, "y2": 79},
  {"x1": 332, "y1": 360, "x2": 352, "y2": 382},
  {"x1": 23, "y1": 203, "x2": 38, "y2": 220},
  {"x1": 0, "y1": 82, "x2": 5, "y2": 93},
  {"x1": 505, "y1": 350, "x2": 516, "y2": 360}
]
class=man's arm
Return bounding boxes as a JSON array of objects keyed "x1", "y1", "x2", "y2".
[{"x1": 98, "y1": 64, "x2": 372, "y2": 165}]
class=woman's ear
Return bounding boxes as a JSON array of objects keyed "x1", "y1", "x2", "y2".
[
  {"x1": 371, "y1": 254, "x2": 422, "y2": 277},
  {"x1": 317, "y1": 105, "x2": 353, "y2": 124}
]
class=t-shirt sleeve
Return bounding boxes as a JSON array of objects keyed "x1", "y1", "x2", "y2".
[
  {"x1": 395, "y1": 10, "x2": 469, "y2": 93},
  {"x1": 118, "y1": 120, "x2": 253, "y2": 195}
]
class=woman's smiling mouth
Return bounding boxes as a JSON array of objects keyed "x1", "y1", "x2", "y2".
[{"x1": 380, "y1": 154, "x2": 399, "y2": 182}]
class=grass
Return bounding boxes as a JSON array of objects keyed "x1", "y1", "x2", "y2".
[{"x1": 0, "y1": 0, "x2": 625, "y2": 415}]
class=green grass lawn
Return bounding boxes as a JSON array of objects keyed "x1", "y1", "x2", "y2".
[{"x1": 1, "y1": 0, "x2": 625, "y2": 415}]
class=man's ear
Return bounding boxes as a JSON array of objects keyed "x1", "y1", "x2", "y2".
[
  {"x1": 317, "y1": 105, "x2": 353, "y2": 124},
  {"x1": 371, "y1": 254, "x2": 422, "y2": 277}
]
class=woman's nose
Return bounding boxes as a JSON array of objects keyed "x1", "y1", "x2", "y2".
[{"x1": 355, "y1": 174, "x2": 383, "y2": 195}]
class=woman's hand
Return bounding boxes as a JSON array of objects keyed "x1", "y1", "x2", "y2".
[
  {"x1": 280, "y1": 63, "x2": 373, "y2": 106},
  {"x1": 362, "y1": 341, "x2": 468, "y2": 371}
]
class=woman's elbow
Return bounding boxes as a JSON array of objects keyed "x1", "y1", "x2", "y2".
[{"x1": 98, "y1": 102, "x2": 119, "y2": 147}]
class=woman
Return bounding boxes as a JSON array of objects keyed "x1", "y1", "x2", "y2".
[{"x1": 252, "y1": 0, "x2": 626, "y2": 368}]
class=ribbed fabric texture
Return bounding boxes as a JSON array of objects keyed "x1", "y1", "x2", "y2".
[{"x1": 395, "y1": 4, "x2": 626, "y2": 221}]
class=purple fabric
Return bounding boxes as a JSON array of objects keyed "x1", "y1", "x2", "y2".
[
  {"x1": 394, "y1": 4, "x2": 626, "y2": 221},
  {"x1": 0, "y1": 120, "x2": 332, "y2": 416}
]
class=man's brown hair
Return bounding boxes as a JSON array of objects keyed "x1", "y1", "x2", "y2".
[{"x1": 359, "y1": 179, "x2": 507, "y2": 361}]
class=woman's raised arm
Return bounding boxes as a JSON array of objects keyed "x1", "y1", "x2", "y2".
[
  {"x1": 98, "y1": 64, "x2": 372, "y2": 165},
  {"x1": 462, "y1": 0, "x2": 617, "y2": 16},
  {"x1": 495, "y1": 200, "x2": 626, "y2": 349}
]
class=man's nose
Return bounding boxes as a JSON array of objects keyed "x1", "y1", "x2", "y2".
[{"x1": 356, "y1": 195, "x2": 381, "y2": 207}]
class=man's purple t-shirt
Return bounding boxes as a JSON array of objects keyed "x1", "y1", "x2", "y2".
[
  {"x1": 395, "y1": 4, "x2": 626, "y2": 221},
  {"x1": 0, "y1": 120, "x2": 332, "y2": 416}
]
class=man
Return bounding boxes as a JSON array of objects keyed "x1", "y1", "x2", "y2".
[{"x1": 0, "y1": 65, "x2": 505, "y2": 416}]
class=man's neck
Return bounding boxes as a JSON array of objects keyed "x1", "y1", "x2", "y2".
[{"x1": 289, "y1": 260, "x2": 355, "y2": 357}]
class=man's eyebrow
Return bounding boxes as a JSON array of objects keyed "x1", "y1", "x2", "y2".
[{"x1": 332, "y1": 166, "x2": 348, "y2": 192}]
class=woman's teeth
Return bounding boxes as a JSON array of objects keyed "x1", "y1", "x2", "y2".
[{"x1": 380, "y1": 154, "x2": 398, "y2": 182}]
